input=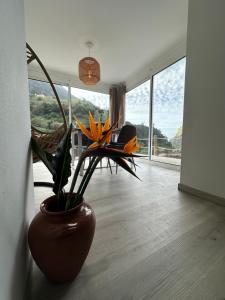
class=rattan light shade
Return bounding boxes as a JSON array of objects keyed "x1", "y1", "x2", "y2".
[{"x1": 79, "y1": 56, "x2": 100, "y2": 85}]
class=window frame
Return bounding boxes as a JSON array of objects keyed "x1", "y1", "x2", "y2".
[{"x1": 125, "y1": 56, "x2": 186, "y2": 164}]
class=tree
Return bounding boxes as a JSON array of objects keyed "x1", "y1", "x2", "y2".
[{"x1": 30, "y1": 95, "x2": 109, "y2": 132}]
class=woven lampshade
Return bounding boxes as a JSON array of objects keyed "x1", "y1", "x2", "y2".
[{"x1": 79, "y1": 56, "x2": 100, "y2": 85}]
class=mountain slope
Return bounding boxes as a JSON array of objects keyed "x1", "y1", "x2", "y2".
[{"x1": 29, "y1": 79, "x2": 69, "y2": 99}]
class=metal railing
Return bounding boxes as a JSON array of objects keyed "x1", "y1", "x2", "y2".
[
  {"x1": 152, "y1": 135, "x2": 182, "y2": 159},
  {"x1": 136, "y1": 137, "x2": 149, "y2": 155},
  {"x1": 136, "y1": 136, "x2": 182, "y2": 160}
]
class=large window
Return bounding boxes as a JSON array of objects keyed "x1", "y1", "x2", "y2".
[
  {"x1": 71, "y1": 87, "x2": 109, "y2": 126},
  {"x1": 125, "y1": 80, "x2": 150, "y2": 155},
  {"x1": 152, "y1": 58, "x2": 186, "y2": 165},
  {"x1": 29, "y1": 79, "x2": 68, "y2": 132}
]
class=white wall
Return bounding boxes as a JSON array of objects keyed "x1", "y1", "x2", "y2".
[
  {"x1": 180, "y1": 0, "x2": 225, "y2": 198},
  {"x1": 0, "y1": 0, "x2": 34, "y2": 299}
]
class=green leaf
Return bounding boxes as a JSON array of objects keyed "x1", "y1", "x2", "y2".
[
  {"x1": 52, "y1": 124, "x2": 72, "y2": 197},
  {"x1": 31, "y1": 137, "x2": 55, "y2": 175},
  {"x1": 110, "y1": 157, "x2": 140, "y2": 180},
  {"x1": 126, "y1": 157, "x2": 139, "y2": 168}
]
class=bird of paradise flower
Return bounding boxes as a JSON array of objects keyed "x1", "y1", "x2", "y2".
[
  {"x1": 31, "y1": 112, "x2": 143, "y2": 211},
  {"x1": 65, "y1": 112, "x2": 143, "y2": 207},
  {"x1": 76, "y1": 112, "x2": 142, "y2": 152},
  {"x1": 76, "y1": 112, "x2": 113, "y2": 149}
]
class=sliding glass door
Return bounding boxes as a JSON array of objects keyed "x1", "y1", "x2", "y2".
[
  {"x1": 125, "y1": 80, "x2": 150, "y2": 155},
  {"x1": 151, "y1": 58, "x2": 186, "y2": 165}
]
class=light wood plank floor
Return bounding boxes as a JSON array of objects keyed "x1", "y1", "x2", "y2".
[{"x1": 30, "y1": 159, "x2": 225, "y2": 300}]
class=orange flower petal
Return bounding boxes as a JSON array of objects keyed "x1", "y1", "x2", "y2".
[
  {"x1": 76, "y1": 119, "x2": 93, "y2": 140},
  {"x1": 105, "y1": 132, "x2": 112, "y2": 144},
  {"x1": 102, "y1": 114, "x2": 110, "y2": 132},
  {"x1": 129, "y1": 145, "x2": 141, "y2": 153},
  {"x1": 88, "y1": 142, "x2": 99, "y2": 149},
  {"x1": 124, "y1": 137, "x2": 137, "y2": 153},
  {"x1": 100, "y1": 129, "x2": 112, "y2": 144},
  {"x1": 97, "y1": 118, "x2": 102, "y2": 140},
  {"x1": 89, "y1": 112, "x2": 98, "y2": 140},
  {"x1": 127, "y1": 137, "x2": 137, "y2": 146},
  {"x1": 124, "y1": 137, "x2": 143, "y2": 154}
]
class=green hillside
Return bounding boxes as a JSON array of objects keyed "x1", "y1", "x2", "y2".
[
  {"x1": 30, "y1": 95, "x2": 108, "y2": 132},
  {"x1": 29, "y1": 79, "x2": 69, "y2": 99}
]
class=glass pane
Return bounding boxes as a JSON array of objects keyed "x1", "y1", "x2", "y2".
[
  {"x1": 152, "y1": 58, "x2": 186, "y2": 165},
  {"x1": 55, "y1": 83, "x2": 69, "y2": 125},
  {"x1": 125, "y1": 80, "x2": 150, "y2": 155},
  {"x1": 29, "y1": 79, "x2": 68, "y2": 132},
  {"x1": 71, "y1": 87, "x2": 109, "y2": 126}
]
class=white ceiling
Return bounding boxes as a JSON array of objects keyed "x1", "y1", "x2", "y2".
[{"x1": 24, "y1": 0, "x2": 188, "y2": 87}]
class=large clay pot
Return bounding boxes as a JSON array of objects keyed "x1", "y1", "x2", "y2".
[{"x1": 28, "y1": 194, "x2": 95, "y2": 283}]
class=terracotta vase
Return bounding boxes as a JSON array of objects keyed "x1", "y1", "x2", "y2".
[{"x1": 28, "y1": 194, "x2": 96, "y2": 283}]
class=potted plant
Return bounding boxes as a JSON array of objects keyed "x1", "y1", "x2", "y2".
[{"x1": 28, "y1": 113, "x2": 142, "y2": 283}]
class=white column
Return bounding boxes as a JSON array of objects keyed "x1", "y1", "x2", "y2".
[
  {"x1": 0, "y1": 0, "x2": 34, "y2": 299},
  {"x1": 180, "y1": 0, "x2": 225, "y2": 199}
]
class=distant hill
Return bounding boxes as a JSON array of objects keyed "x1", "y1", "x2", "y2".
[{"x1": 29, "y1": 79, "x2": 69, "y2": 100}]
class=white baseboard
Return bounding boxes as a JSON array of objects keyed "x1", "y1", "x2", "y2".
[{"x1": 178, "y1": 183, "x2": 225, "y2": 207}]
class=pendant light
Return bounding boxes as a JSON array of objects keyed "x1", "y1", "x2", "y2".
[{"x1": 79, "y1": 41, "x2": 100, "y2": 85}]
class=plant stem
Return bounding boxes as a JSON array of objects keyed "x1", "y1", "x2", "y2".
[
  {"x1": 65, "y1": 155, "x2": 85, "y2": 210},
  {"x1": 57, "y1": 190, "x2": 63, "y2": 211},
  {"x1": 78, "y1": 157, "x2": 102, "y2": 202},
  {"x1": 66, "y1": 154, "x2": 96, "y2": 210},
  {"x1": 69, "y1": 157, "x2": 98, "y2": 208},
  {"x1": 76, "y1": 156, "x2": 97, "y2": 196},
  {"x1": 69, "y1": 154, "x2": 85, "y2": 194}
]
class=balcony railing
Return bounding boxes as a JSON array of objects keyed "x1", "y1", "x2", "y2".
[
  {"x1": 136, "y1": 135, "x2": 182, "y2": 165},
  {"x1": 136, "y1": 137, "x2": 149, "y2": 155}
]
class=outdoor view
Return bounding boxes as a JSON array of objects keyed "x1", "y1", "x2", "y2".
[
  {"x1": 125, "y1": 57, "x2": 186, "y2": 163},
  {"x1": 125, "y1": 80, "x2": 150, "y2": 155},
  {"x1": 29, "y1": 80, "x2": 68, "y2": 132},
  {"x1": 71, "y1": 87, "x2": 109, "y2": 126},
  {"x1": 152, "y1": 57, "x2": 186, "y2": 165},
  {"x1": 29, "y1": 79, "x2": 109, "y2": 132}
]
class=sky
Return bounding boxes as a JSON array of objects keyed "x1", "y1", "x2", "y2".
[
  {"x1": 71, "y1": 87, "x2": 109, "y2": 110},
  {"x1": 126, "y1": 58, "x2": 186, "y2": 138}
]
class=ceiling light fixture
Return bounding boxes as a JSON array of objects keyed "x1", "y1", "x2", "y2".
[{"x1": 79, "y1": 41, "x2": 100, "y2": 85}]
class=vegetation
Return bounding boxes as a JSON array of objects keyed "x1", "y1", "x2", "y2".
[
  {"x1": 30, "y1": 95, "x2": 109, "y2": 132},
  {"x1": 152, "y1": 127, "x2": 172, "y2": 149},
  {"x1": 29, "y1": 79, "x2": 69, "y2": 99},
  {"x1": 70, "y1": 98, "x2": 108, "y2": 126},
  {"x1": 126, "y1": 122, "x2": 172, "y2": 154}
]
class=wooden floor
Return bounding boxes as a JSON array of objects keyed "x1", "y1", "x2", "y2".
[{"x1": 30, "y1": 159, "x2": 225, "y2": 300}]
